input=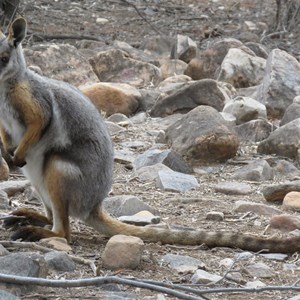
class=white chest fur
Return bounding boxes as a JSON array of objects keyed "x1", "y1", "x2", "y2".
[{"x1": 0, "y1": 89, "x2": 25, "y2": 146}]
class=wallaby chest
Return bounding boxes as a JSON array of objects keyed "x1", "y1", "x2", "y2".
[{"x1": 0, "y1": 86, "x2": 25, "y2": 144}]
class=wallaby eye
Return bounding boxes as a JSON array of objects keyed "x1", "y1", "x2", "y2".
[{"x1": 1, "y1": 56, "x2": 9, "y2": 63}]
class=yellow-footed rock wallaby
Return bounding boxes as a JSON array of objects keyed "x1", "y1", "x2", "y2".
[{"x1": 0, "y1": 18, "x2": 299, "y2": 253}]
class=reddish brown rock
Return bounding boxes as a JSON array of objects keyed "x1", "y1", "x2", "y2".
[{"x1": 270, "y1": 214, "x2": 300, "y2": 232}]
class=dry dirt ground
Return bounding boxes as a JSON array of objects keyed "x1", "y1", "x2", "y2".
[{"x1": 1, "y1": 0, "x2": 300, "y2": 299}]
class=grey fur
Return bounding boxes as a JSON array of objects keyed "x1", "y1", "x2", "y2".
[{"x1": 0, "y1": 19, "x2": 114, "y2": 222}]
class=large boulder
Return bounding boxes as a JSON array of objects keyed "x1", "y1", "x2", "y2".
[
  {"x1": 257, "y1": 118, "x2": 300, "y2": 159},
  {"x1": 150, "y1": 79, "x2": 230, "y2": 117},
  {"x1": 184, "y1": 38, "x2": 254, "y2": 80},
  {"x1": 24, "y1": 44, "x2": 98, "y2": 86},
  {"x1": 89, "y1": 49, "x2": 161, "y2": 87},
  {"x1": 217, "y1": 48, "x2": 266, "y2": 88},
  {"x1": 165, "y1": 106, "x2": 239, "y2": 163},
  {"x1": 257, "y1": 49, "x2": 300, "y2": 118}
]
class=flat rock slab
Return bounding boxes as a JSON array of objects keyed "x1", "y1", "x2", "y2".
[
  {"x1": 234, "y1": 200, "x2": 282, "y2": 217},
  {"x1": 161, "y1": 254, "x2": 205, "y2": 273},
  {"x1": 156, "y1": 169, "x2": 199, "y2": 192},
  {"x1": 262, "y1": 180, "x2": 300, "y2": 202},
  {"x1": 214, "y1": 181, "x2": 252, "y2": 195},
  {"x1": 103, "y1": 195, "x2": 159, "y2": 217},
  {"x1": 118, "y1": 210, "x2": 161, "y2": 226},
  {"x1": 191, "y1": 269, "x2": 222, "y2": 284},
  {"x1": 0, "y1": 180, "x2": 30, "y2": 197},
  {"x1": 243, "y1": 262, "x2": 275, "y2": 278}
]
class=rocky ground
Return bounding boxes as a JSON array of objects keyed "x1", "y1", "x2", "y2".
[{"x1": 0, "y1": 0, "x2": 300, "y2": 299}]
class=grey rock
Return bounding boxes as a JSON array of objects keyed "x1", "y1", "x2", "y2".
[
  {"x1": 0, "y1": 180, "x2": 30, "y2": 197},
  {"x1": 262, "y1": 180, "x2": 300, "y2": 202},
  {"x1": 245, "y1": 42, "x2": 269, "y2": 59},
  {"x1": 280, "y1": 103, "x2": 300, "y2": 126},
  {"x1": 257, "y1": 119, "x2": 300, "y2": 159},
  {"x1": 165, "y1": 106, "x2": 239, "y2": 163},
  {"x1": 259, "y1": 253, "x2": 288, "y2": 261},
  {"x1": 191, "y1": 269, "x2": 222, "y2": 284},
  {"x1": 232, "y1": 159, "x2": 273, "y2": 181},
  {"x1": 133, "y1": 149, "x2": 192, "y2": 174},
  {"x1": 118, "y1": 211, "x2": 160, "y2": 226},
  {"x1": 234, "y1": 200, "x2": 282, "y2": 217},
  {"x1": 44, "y1": 251, "x2": 76, "y2": 272},
  {"x1": 171, "y1": 34, "x2": 197, "y2": 63},
  {"x1": 0, "y1": 252, "x2": 47, "y2": 294},
  {"x1": 257, "y1": 49, "x2": 300, "y2": 118},
  {"x1": 223, "y1": 97, "x2": 267, "y2": 125},
  {"x1": 0, "y1": 190, "x2": 9, "y2": 209},
  {"x1": 114, "y1": 149, "x2": 136, "y2": 165},
  {"x1": 156, "y1": 169, "x2": 199, "y2": 192},
  {"x1": 103, "y1": 195, "x2": 159, "y2": 217},
  {"x1": 135, "y1": 163, "x2": 172, "y2": 182},
  {"x1": 214, "y1": 181, "x2": 252, "y2": 195},
  {"x1": 89, "y1": 49, "x2": 161, "y2": 88},
  {"x1": 234, "y1": 119, "x2": 273, "y2": 142},
  {"x1": 205, "y1": 211, "x2": 224, "y2": 221},
  {"x1": 102, "y1": 235, "x2": 144, "y2": 270},
  {"x1": 150, "y1": 79, "x2": 229, "y2": 117},
  {"x1": 162, "y1": 254, "x2": 205, "y2": 273},
  {"x1": 243, "y1": 262, "x2": 275, "y2": 278},
  {"x1": 218, "y1": 48, "x2": 266, "y2": 88},
  {"x1": 107, "y1": 113, "x2": 129, "y2": 123},
  {"x1": 0, "y1": 290, "x2": 20, "y2": 300},
  {"x1": 273, "y1": 160, "x2": 300, "y2": 178}
]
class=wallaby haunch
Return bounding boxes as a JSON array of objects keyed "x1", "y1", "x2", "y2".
[{"x1": 0, "y1": 18, "x2": 299, "y2": 253}]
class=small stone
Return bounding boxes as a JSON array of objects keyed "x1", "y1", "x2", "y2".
[
  {"x1": 40, "y1": 237, "x2": 72, "y2": 253},
  {"x1": 102, "y1": 235, "x2": 144, "y2": 270},
  {"x1": 156, "y1": 169, "x2": 199, "y2": 193},
  {"x1": 44, "y1": 251, "x2": 76, "y2": 272},
  {"x1": 105, "y1": 121, "x2": 126, "y2": 136},
  {"x1": 0, "y1": 180, "x2": 30, "y2": 197},
  {"x1": 162, "y1": 254, "x2": 205, "y2": 273},
  {"x1": 259, "y1": 253, "x2": 288, "y2": 261},
  {"x1": 0, "y1": 244, "x2": 9, "y2": 256},
  {"x1": 214, "y1": 181, "x2": 252, "y2": 195},
  {"x1": 191, "y1": 269, "x2": 222, "y2": 284},
  {"x1": 234, "y1": 200, "x2": 282, "y2": 217},
  {"x1": 245, "y1": 280, "x2": 266, "y2": 288},
  {"x1": 263, "y1": 180, "x2": 300, "y2": 202},
  {"x1": 232, "y1": 159, "x2": 273, "y2": 181},
  {"x1": 103, "y1": 195, "x2": 159, "y2": 217},
  {"x1": 118, "y1": 210, "x2": 160, "y2": 226},
  {"x1": 107, "y1": 113, "x2": 129, "y2": 123},
  {"x1": 269, "y1": 214, "x2": 300, "y2": 232},
  {"x1": 243, "y1": 262, "x2": 274, "y2": 278},
  {"x1": 282, "y1": 191, "x2": 300, "y2": 211},
  {"x1": 114, "y1": 149, "x2": 136, "y2": 165},
  {"x1": 0, "y1": 290, "x2": 20, "y2": 300},
  {"x1": 96, "y1": 17, "x2": 109, "y2": 24},
  {"x1": 135, "y1": 163, "x2": 171, "y2": 182},
  {"x1": 219, "y1": 258, "x2": 234, "y2": 268},
  {"x1": 0, "y1": 190, "x2": 9, "y2": 209},
  {"x1": 205, "y1": 211, "x2": 224, "y2": 221}
]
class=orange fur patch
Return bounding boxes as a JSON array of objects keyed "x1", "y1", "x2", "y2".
[
  {"x1": 9, "y1": 82, "x2": 45, "y2": 162},
  {"x1": 81, "y1": 83, "x2": 139, "y2": 116}
]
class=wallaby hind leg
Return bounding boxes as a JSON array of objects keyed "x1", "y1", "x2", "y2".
[{"x1": 11, "y1": 155, "x2": 72, "y2": 242}]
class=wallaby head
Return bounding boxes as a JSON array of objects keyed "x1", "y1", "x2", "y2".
[{"x1": 0, "y1": 17, "x2": 27, "y2": 83}]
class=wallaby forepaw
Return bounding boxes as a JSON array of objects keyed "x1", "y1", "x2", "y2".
[
  {"x1": 13, "y1": 155, "x2": 26, "y2": 168},
  {"x1": 11, "y1": 226, "x2": 58, "y2": 242},
  {"x1": 3, "y1": 208, "x2": 52, "y2": 229}
]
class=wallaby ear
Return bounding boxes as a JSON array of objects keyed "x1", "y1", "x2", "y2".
[{"x1": 8, "y1": 18, "x2": 27, "y2": 48}]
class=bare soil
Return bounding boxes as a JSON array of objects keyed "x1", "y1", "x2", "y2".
[{"x1": 1, "y1": 0, "x2": 300, "y2": 299}]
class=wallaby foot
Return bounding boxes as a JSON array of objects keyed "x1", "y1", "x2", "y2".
[
  {"x1": 11, "y1": 225, "x2": 62, "y2": 242},
  {"x1": 3, "y1": 208, "x2": 52, "y2": 229}
]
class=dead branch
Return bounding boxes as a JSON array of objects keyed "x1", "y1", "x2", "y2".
[
  {"x1": 119, "y1": 0, "x2": 164, "y2": 36},
  {"x1": 0, "y1": 273, "x2": 207, "y2": 300}
]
